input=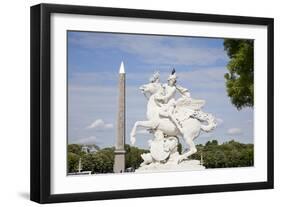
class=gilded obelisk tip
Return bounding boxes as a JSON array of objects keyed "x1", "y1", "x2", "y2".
[{"x1": 119, "y1": 61, "x2": 125, "y2": 74}]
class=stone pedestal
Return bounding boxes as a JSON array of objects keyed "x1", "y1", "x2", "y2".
[
  {"x1": 135, "y1": 159, "x2": 205, "y2": 173},
  {"x1": 114, "y1": 150, "x2": 126, "y2": 173},
  {"x1": 135, "y1": 137, "x2": 205, "y2": 173}
]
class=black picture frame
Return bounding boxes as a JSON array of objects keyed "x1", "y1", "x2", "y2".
[{"x1": 30, "y1": 3, "x2": 274, "y2": 204}]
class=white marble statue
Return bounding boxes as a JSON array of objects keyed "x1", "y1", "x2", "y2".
[{"x1": 130, "y1": 69, "x2": 217, "y2": 171}]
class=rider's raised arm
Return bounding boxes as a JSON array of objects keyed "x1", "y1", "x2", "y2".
[{"x1": 176, "y1": 84, "x2": 191, "y2": 98}]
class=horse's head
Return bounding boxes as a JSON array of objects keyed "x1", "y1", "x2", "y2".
[{"x1": 139, "y1": 82, "x2": 161, "y2": 95}]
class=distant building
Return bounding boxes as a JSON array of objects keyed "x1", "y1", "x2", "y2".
[
  {"x1": 81, "y1": 145, "x2": 98, "y2": 154},
  {"x1": 89, "y1": 146, "x2": 98, "y2": 153},
  {"x1": 81, "y1": 145, "x2": 89, "y2": 153}
]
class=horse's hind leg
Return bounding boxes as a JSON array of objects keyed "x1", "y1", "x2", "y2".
[{"x1": 178, "y1": 135, "x2": 197, "y2": 163}]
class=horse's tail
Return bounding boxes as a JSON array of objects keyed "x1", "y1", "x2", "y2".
[{"x1": 192, "y1": 111, "x2": 217, "y2": 132}]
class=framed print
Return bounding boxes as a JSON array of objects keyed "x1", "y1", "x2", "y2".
[{"x1": 30, "y1": 3, "x2": 274, "y2": 203}]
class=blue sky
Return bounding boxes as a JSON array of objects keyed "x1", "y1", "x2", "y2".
[{"x1": 67, "y1": 31, "x2": 254, "y2": 149}]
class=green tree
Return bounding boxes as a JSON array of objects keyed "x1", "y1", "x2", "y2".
[
  {"x1": 93, "y1": 150, "x2": 114, "y2": 173},
  {"x1": 81, "y1": 150, "x2": 114, "y2": 174},
  {"x1": 68, "y1": 144, "x2": 82, "y2": 155},
  {"x1": 189, "y1": 144, "x2": 203, "y2": 160},
  {"x1": 191, "y1": 139, "x2": 254, "y2": 169},
  {"x1": 125, "y1": 144, "x2": 149, "y2": 169},
  {"x1": 224, "y1": 39, "x2": 254, "y2": 109},
  {"x1": 206, "y1": 140, "x2": 218, "y2": 146},
  {"x1": 67, "y1": 152, "x2": 80, "y2": 173}
]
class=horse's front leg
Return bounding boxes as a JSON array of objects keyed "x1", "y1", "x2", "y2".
[{"x1": 130, "y1": 120, "x2": 157, "y2": 145}]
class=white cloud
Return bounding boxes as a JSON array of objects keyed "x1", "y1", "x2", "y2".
[
  {"x1": 87, "y1": 119, "x2": 113, "y2": 130},
  {"x1": 68, "y1": 66, "x2": 227, "y2": 95},
  {"x1": 178, "y1": 67, "x2": 227, "y2": 90},
  {"x1": 216, "y1": 118, "x2": 224, "y2": 126},
  {"x1": 227, "y1": 128, "x2": 242, "y2": 135},
  {"x1": 69, "y1": 33, "x2": 227, "y2": 66},
  {"x1": 71, "y1": 136, "x2": 98, "y2": 145}
]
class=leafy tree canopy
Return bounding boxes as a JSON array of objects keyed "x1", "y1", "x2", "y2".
[
  {"x1": 68, "y1": 139, "x2": 254, "y2": 173},
  {"x1": 224, "y1": 39, "x2": 254, "y2": 109},
  {"x1": 67, "y1": 152, "x2": 80, "y2": 172},
  {"x1": 190, "y1": 139, "x2": 254, "y2": 168},
  {"x1": 68, "y1": 144, "x2": 84, "y2": 156}
]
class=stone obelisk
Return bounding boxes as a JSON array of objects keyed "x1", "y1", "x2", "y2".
[{"x1": 114, "y1": 61, "x2": 126, "y2": 173}]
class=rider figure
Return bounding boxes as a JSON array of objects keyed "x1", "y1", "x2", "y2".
[
  {"x1": 155, "y1": 69, "x2": 193, "y2": 134},
  {"x1": 156, "y1": 68, "x2": 177, "y2": 118}
]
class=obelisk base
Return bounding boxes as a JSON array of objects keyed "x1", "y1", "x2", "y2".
[{"x1": 114, "y1": 150, "x2": 126, "y2": 173}]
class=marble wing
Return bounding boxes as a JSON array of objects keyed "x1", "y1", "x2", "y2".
[{"x1": 175, "y1": 97, "x2": 205, "y2": 112}]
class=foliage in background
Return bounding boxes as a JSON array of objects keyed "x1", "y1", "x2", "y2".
[
  {"x1": 223, "y1": 39, "x2": 254, "y2": 109},
  {"x1": 67, "y1": 144, "x2": 148, "y2": 174},
  {"x1": 190, "y1": 139, "x2": 254, "y2": 168},
  {"x1": 68, "y1": 144, "x2": 83, "y2": 156},
  {"x1": 81, "y1": 148, "x2": 114, "y2": 173},
  {"x1": 68, "y1": 140, "x2": 253, "y2": 174},
  {"x1": 67, "y1": 152, "x2": 80, "y2": 172},
  {"x1": 125, "y1": 145, "x2": 149, "y2": 169}
]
